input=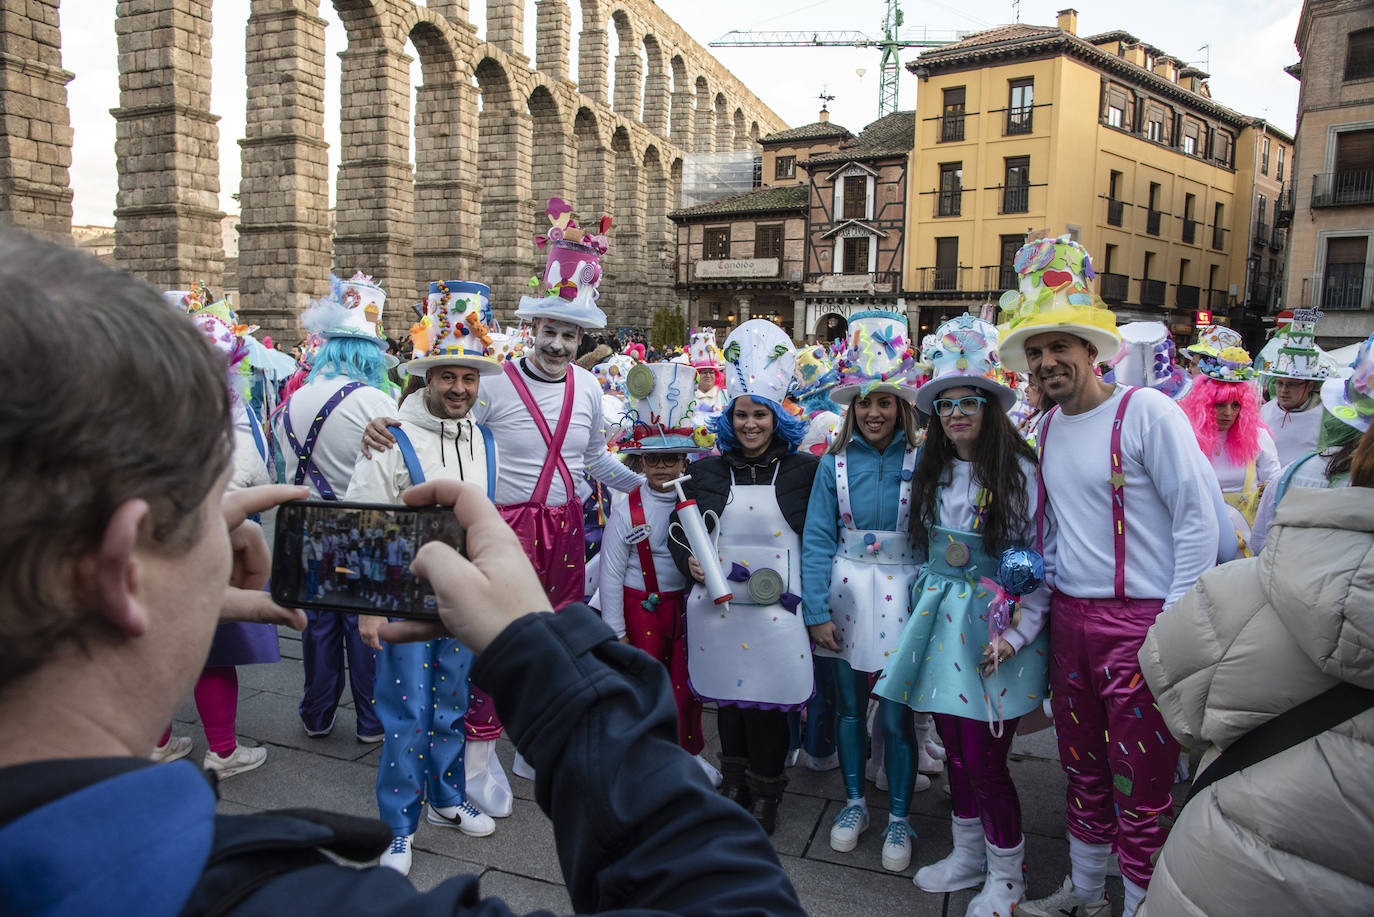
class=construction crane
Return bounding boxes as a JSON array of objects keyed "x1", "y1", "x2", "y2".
[{"x1": 709, "y1": 1, "x2": 963, "y2": 116}]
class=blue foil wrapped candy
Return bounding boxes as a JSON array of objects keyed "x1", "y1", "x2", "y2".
[{"x1": 998, "y1": 547, "x2": 1044, "y2": 598}]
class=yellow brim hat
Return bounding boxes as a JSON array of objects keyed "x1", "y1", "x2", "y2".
[
  {"x1": 998, "y1": 305, "x2": 1121, "y2": 373},
  {"x1": 401, "y1": 352, "x2": 503, "y2": 378}
]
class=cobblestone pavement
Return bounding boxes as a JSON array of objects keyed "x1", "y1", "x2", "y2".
[{"x1": 175, "y1": 626, "x2": 1142, "y2": 916}]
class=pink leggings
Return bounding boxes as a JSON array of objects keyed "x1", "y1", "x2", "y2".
[
  {"x1": 933, "y1": 712, "x2": 1022, "y2": 848},
  {"x1": 160, "y1": 666, "x2": 239, "y2": 756}
]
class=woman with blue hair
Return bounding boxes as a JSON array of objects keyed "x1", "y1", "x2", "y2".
[{"x1": 668, "y1": 320, "x2": 817, "y2": 835}]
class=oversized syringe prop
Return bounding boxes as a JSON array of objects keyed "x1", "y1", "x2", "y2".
[{"x1": 667, "y1": 473, "x2": 733, "y2": 605}]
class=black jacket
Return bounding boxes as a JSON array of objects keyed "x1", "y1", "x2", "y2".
[
  {"x1": 669, "y1": 440, "x2": 819, "y2": 580},
  {"x1": 0, "y1": 607, "x2": 805, "y2": 917}
]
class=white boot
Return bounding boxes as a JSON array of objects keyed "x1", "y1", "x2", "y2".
[
  {"x1": 914, "y1": 815, "x2": 985, "y2": 892},
  {"x1": 511, "y1": 749, "x2": 536, "y2": 780},
  {"x1": 463, "y1": 739, "x2": 513, "y2": 817},
  {"x1": 914, "y1": 713, "x2": 947, "y2": 774},
  {"x1": 965, "y1": 837, "x2": 1024, "y2": 917}
]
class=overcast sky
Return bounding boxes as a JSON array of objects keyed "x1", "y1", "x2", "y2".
[{"x1": 62, "y1": 0, "x2": 1301, "y2": 225}]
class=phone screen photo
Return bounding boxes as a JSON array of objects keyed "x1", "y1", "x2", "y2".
[{"x1": 271, "y1": 500, "x2": 464, "y2": 621}]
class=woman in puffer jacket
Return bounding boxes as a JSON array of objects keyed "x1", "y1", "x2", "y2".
[{"x1": 1136, "y1": 424, "x2": 1374, "y2": 916}]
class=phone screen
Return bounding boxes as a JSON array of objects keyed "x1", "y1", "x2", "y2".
[{"x1": 271, "y1": 500, "x2": 464, "y2": 621}]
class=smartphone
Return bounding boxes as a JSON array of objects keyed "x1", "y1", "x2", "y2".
[{"x1": 271, "y1": 499, "x2": 465, "y2": 621}]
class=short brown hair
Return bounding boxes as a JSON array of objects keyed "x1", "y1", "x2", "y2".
[{"x1": 0, "y1": 230, "x2": 232, "y2": 689}]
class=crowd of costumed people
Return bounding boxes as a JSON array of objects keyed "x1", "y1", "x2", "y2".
[{"x1": 157, "y1": 215, "x2": 1374, "y2": 917}]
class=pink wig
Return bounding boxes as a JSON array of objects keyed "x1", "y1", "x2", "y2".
[{"x1": 1179, "y1": 375, "x2": 1267, "y2": 465}]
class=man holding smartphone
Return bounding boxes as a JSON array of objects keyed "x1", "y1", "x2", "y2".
[{"x1": 347, "y1": 281, "x2": 507, "y2": 873}]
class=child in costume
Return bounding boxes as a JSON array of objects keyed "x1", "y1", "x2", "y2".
[
  {"x1": 876, "y1": 315, "x2": 1052, "y2": 917},
  {"x1": 1179, "y1": 347, "x2": 1280, "y2": 551},
  {"x1": 800, "y1": 310, "x2": 929, "y2": 872},
  {"x1": 668, "y1": 320, "x2": 818, "y2": 835},
  {"x1": 598, "y1": 361, "x2": 721, "y2": 787}
]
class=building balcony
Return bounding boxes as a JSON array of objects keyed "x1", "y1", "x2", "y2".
[
  {"x1": 1211, "y1": 226, "x2": 1226, "y2": 251},
  {"x1": 1106, "y1": 198, "x2": 1124, "y2": 226},
  {"x1": 1249, "y1": 281, "x2": 1272, "y2": 310},
  {"x1": 935, "y1": 191, "x2": 962, "y2": 218},
  {"x1": 1146, "y1": 209, "x2": 1162, "y2": 236},
  {"x1": 1182, "y1": 218, "x2": 1198, "y2": 244},
  {"x1": 1004, "y1": 107, "x2": 1034, "y2": 136},
  {"x1": 1140, "y1": 279, "x2": 1166, "y2": 307},
  {"x1": 999, "y1": 184, "x2": 1030, "y2": 214},
  {"x1": 991, "y1": 264, "x2": 1018, "y2": 291},
  {"x1": 1176, "y1": 284, "x2": 1200, "y2": 309},
  {"x1": 1274, "y1": 186, "x2": 1295, "y2": 228},
  {"x1": 803, "y1": 271, "x2": 900, "y2": 294},
  {"x1": 1270, "y1": 227, "x2": 1286, "y2": 251},
  {"x1": 940, "y1": 115, "x2": 965, "y2": 143},
  {"x1": 1253, "y1": 221, "x2": 1270, "y2": 247},
  {"x1": 1300, "y1": 273, "x2": 1371, "y2": 311},
  {"x1": 1208, "y1": 287, "x2": 1230, "y2": 310},
  {"x1": 1099, "y1": 272, "x2": 1129, "y2": 302},
  {"x1": 1311, "y1": 170, "x2": 1374, "y2": 208}
]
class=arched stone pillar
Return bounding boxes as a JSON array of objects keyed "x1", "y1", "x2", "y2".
[
  {"x1": 534, "y1": 0, "x2": 570, "y2": 79},
  {"x1": 573, "y1": 106, "x2": 610, "y2": 218},
  {"x1": 487, "y1": 0, "x2": 525, "y2": 59},
  {"x1": 713, "y1": 93, "x2": 730, "y2": 151},
  {"x1": 528, "y1": 85, "x2": 573, "y2": 264},
  {"x1": 610, "y1": 11, "x2": 640, "y2": 120},
  {"x1": 669, "y1": 54, "x2": 692, "y2": 150},
  {"x1": 474, "y1": 58, "x2": 532, "y2": 320},
  {"x1": 693, "y1": 77, "x2": 713, "y2": 153},
  {"x1": 640, "y1": 35, "x2": 668, "y2": 137},
  {"x1": 112, "y1": 0, "x2": 225, "y2": 290},
  {"x1": 238, "y1": 0, "x2": 331, "y2": 340},
  {"x1": 578, "y1": 9, "x2": 608, "y2": 105}
]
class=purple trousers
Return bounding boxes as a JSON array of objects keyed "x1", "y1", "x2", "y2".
[
  {"x1": 299, "y1": 610, "x2": 380, "y2": 737},
  {"x1": 1050, "y1": 593, "x2": 1178, "y2": 887},
  {"x1": 933, "y1": 713, "x2": 1021, "y2": 848}
]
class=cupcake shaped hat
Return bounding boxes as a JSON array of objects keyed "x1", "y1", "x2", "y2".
[
  {"x1": 721, "y1": 319, "x2": 797, "y2": 406},
  {"x1": 1321, "y1": 330, "x2": 1374, "y2": 433},
  {"x1": 402, "y1": 280, "x2": 503, "y2": 377},
  {"x1": 298, "y1": 272, "x2": 395, "y2": 366},
  {"x1": 1254, "y1": 309, "x2": 1341, "y2": 381},
  {"x1": 916, "y1": 315, "x2": 1016, "y2": 414},
  {"x1": 1187, "y1": 324, "x2": 1241, "y2": 358},
  {"x1": 516, "y1": 196, "x2": 611, "y2": 329},
  {"x1": 616, "y1": 362, "x2": 715, "y2": 452},
  {"x1": 997, "y1": 235, "x2": 1120, "y2": 372},
  {"x1": 830, "y1": 310, "x2": 924, "y2": 405},
  {"x1": 1197, "y1": 345, "x2": 1257, "y2": 383},
  {"x1": 689, "y1": 329, "x2": 724, "y2": 369}
]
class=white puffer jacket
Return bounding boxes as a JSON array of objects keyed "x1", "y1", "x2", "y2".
[{"x1": 1138, "y1": 487, "x2": 1374, "y2": 916}]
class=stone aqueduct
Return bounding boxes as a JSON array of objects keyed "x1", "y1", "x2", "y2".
[{"x1": 0, "y1": 0, "x2": 786, "y2": 338}]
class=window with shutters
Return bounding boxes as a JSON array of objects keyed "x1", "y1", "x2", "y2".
[
  {"x1": 1345, "y1": 27, "x2": 1374, "y2": 81},
  {"x1": 1323, "y1": 237, "x2": 1369, "y2": 309},
  {"x1": 1214, "y1": 130, "x2": 1233, "y2": 167},
  {"x1": 1183, "y1": 119, "x2": 1200, "y2": 156},
  {"x1": 1146, "y1": 105, "x2": 1165, "y2": 143},
  {"x1": 938, "y1": 163, "x2": 962, "y2": 216},
  {"x1": 755, "y1": 224, "x2": 783, "y2": 260},
  {"x1": 843, "y1": 175, "x2": 869, "y2": 219},
  {"x1": 774, "y1": 156, "x2": 796, "y2": 180},
  {"x1": 842, "y1": 236, "x2": 870, "y2": 274},
  {"x1": 1003, "y1": 157, "x2": 1030, "y2": 213},
  {"x1": 1261, "y1": 137, "x2": 1271, "y2": 174},
  {"x1": 1106, "y1": 87, "x2": 1128, "y2": 129},
  {"x1": 941, "y1": 87, "x2": 966, "y2": 142},
  {"x1": 1277, "y1": 146, "x2": 1285, "y2": 182},
  {"x1": 934, "y1": 237, "x2": 959, "y2": 289},
  {"x1": 703, "y1": 227, "x2": 730, "y2": 260},
  {"x1": 998, "y1": 235, "x2": 1021, "y2": 289},
  {"x1": 1007, "y1": 79, "x2": 1034, "y2": 135}
]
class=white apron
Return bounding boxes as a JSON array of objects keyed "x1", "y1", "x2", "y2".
[
  {"x1": 685, "y1": 464, "x2": 813, "y2": 710},
  {"x1": 814, "y1": 445, "x2": 920, "y2": 674}
]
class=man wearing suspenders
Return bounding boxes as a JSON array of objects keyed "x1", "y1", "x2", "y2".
[
  {"x1": 274, "y1": 275, "x2": 398, "y2": 744},
  {"x1": 349, "y1": 280, "x2": 504, "y2": 874},
  {"x1": 998, "y1": 237, "x2": 1219, "y2": 917}
]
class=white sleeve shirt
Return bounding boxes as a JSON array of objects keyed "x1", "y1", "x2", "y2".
[
  {"x1": 597, "y1": 484, "x2": 687, "y2": 639},
  {"x1": 275, "y1": 376, "x2": 398, "y2": 499}
]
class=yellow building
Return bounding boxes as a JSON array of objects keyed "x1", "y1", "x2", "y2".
[{"x1": 901, "y1": 9, "x2": 1291, "y2": 348}]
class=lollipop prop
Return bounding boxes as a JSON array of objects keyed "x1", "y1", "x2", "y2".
[
  {"x1": 977, "y1": 547, "x2": 1045, "y2": 737},
  {"x1": 667, "y1": 473, "x2": 732, "y2": 605}
]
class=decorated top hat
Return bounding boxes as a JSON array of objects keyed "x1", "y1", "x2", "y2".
[
  {"x1": 915, "y1": 315, "x2": 1016, "y2": 414},
  {"x1": 516, "y1": 196, "x2": 611, "y2": 329},
  {"x1": 1112, "y1": 321, "x2": 1191, "y2": 400},
  {"x1": 1197, "y1": 346, "x2": 1257, "y2": 383},
  {"x1": 297, "y1": 272, "x2": 394, "y2": 366},
  {"x1": 1321, "y1": 330, "x2": 1374, "y2": 433},
  {"x1": 616, "y1": 362, "x2": 714, "y2": 452},
  {"x1": 830, "y1": 310, "x2": 923, "y2": 405},
  {"x1": 791, "y1": 343, "x2": 842, "y2": 411},
  {"x1": 1255, "y1": 309, "x2": 1335, "y2": 381},
  {"x1": 689, "y1": 329, "x2": 724, "y2": 369},
  {"x1": 594, "y1": 353, "x2": 637, "y2": 395},
  {"x1": 997, "y1": 235, "x2": 1120, "y2": 372},
  {"x1": 402, "y1": 280, "x2": 502, "y2": 378},
  {"x1": 721, "y1": 319, "x2": 796, "y2": 407},
  {"x1": 1187, "y1": 324, "x2": 1241, "y2": 358}
]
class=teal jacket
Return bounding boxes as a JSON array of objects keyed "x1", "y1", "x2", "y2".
[{"x1": 800, "y1": 432, "x2": 918, "y2": 626}]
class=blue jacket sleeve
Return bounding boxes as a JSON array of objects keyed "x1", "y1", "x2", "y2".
[{"x1": 800, "y1": 453, "x2": 839, "y2": 626}]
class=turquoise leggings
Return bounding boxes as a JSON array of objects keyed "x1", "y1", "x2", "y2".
[{"x1": 825, "y1": 656, "x2": 917, "y2": 817}]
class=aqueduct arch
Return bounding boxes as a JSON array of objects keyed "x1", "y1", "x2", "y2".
[{"x1": 0, "y1": 0, "x2": 785, "y2": 337}]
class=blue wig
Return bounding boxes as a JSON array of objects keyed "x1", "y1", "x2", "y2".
[
  {"x1": 307, "y1": 336, "x2": 391, "y2": 391},
  {"x1": 711, "y1": 394, "x2": 809, "y2": 454}
]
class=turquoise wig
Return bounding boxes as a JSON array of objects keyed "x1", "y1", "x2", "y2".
[
  {"x1": 711, "y1": 394, "x2": 809, "y2": 454},
  {"x1": 307, "y1": 336, "x2": 391, "y2": 391}
]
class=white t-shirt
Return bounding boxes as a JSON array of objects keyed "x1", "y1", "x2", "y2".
[
  {"x1": 1260, "y1": 397, "x2": 1323, "y2": 468},
  {"x1": 597, "y1": 484, "x2": 688, "y2": 638},
  {"x1": 471, "y1": 359, "x2": 643, "y2": 506},
  {"x1": 1037, "y1": 385, "x2": 1219, "y2": 608},
  {"x1": 1207, "y1": 428, "x2": 1282, "y2": 493},
  {"x1": 275, "y1": 376, "x2": 398, "y2": 499}
]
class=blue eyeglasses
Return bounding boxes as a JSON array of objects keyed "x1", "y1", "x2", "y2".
[{"x1": 933, "y1": 396, "x2": 987, "y2": 417}]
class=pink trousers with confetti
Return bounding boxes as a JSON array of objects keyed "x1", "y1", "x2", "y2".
[{"x1": 1049, "y1": 593, "x2": 1178, "y2": 887}]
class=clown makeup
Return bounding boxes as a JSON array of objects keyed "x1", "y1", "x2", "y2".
[{"x1": 528, "y1": 318, "x2": 582, "y2": 379}]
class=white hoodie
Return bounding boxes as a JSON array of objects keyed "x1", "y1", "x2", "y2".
[{"x1": 346, "y1": 390, "x2": 495, "y2": 503}]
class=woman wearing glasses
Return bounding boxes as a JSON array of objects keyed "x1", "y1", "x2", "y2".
[
  {"x1": 799, "y1": 311, "x2": 927, "y2": 872},
  {"x1": 876, "y1": 316, "x2": 1052, "y2": 917}
]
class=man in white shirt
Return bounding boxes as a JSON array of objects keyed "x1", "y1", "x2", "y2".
[
  {"x1": 274, "y1": 277, "x2": 398, "y2": 743},
  {"x1": 1261, "y1": 376, "x2": 1323, "y2": 467},
  {"x1": 998, "y1": 238, "x2": 1218, "y2": 917}
]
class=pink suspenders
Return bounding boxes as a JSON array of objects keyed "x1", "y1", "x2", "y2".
[
  {"x1": 1036, "y1": 387, "x2": 1140, "y2": 601},
  {"x1": 503, "y1": 360, "x2": 577, "y2": 504}
]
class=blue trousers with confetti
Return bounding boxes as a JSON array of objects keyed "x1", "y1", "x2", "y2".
[{"x1": 374, "y1": 636, "x2": 473, "y2": 836}]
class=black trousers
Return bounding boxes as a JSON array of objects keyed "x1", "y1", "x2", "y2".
[{"x1": 716, "y1": 704, "x2": 790, "y2": 778}]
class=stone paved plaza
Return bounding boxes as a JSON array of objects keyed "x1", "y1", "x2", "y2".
[{"x1": 172, "y1": 623, "x2": 1161, "y2": 915}]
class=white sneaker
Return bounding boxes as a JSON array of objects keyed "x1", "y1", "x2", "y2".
[
  {"x1": 426, "y1": 800, "x2": 495, "y2": 838},
  {"x1": 511, "y1": 749, "x2": 536, "y2": 780},
  {"x1": 379, "y1": 834, "x2": 412, "y2": 874},
  {"x1": 880, "y1": 819, "x2": 914, "y2": 872},
  {"x1": 829, "y1": 803, "x2": 870, "y2": 852},
  {"x1": 151, "y1": 735, "x2": 192, "y2": 764},
  {"x1": 1015, "y1": 876, "x2": 1109, "y2": 917},
  {"x1": 801, "y1": 750, "x2": 840, "y2": 772},
  {"x1": 915, "y1": 714, "x2": 947, "y2": 774},
  {"x1": 464, "y1": 740, "x2": 514, "y2": 817},
  {"x1": 866, "y1": 762, "x2": 932, "y2": 793},
  {"x1": 695, "y1": 754, "x2": 723, "y2": 788},
  {"x1": 202, "y1": 744, "x2": 267, "y2": 779}
]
